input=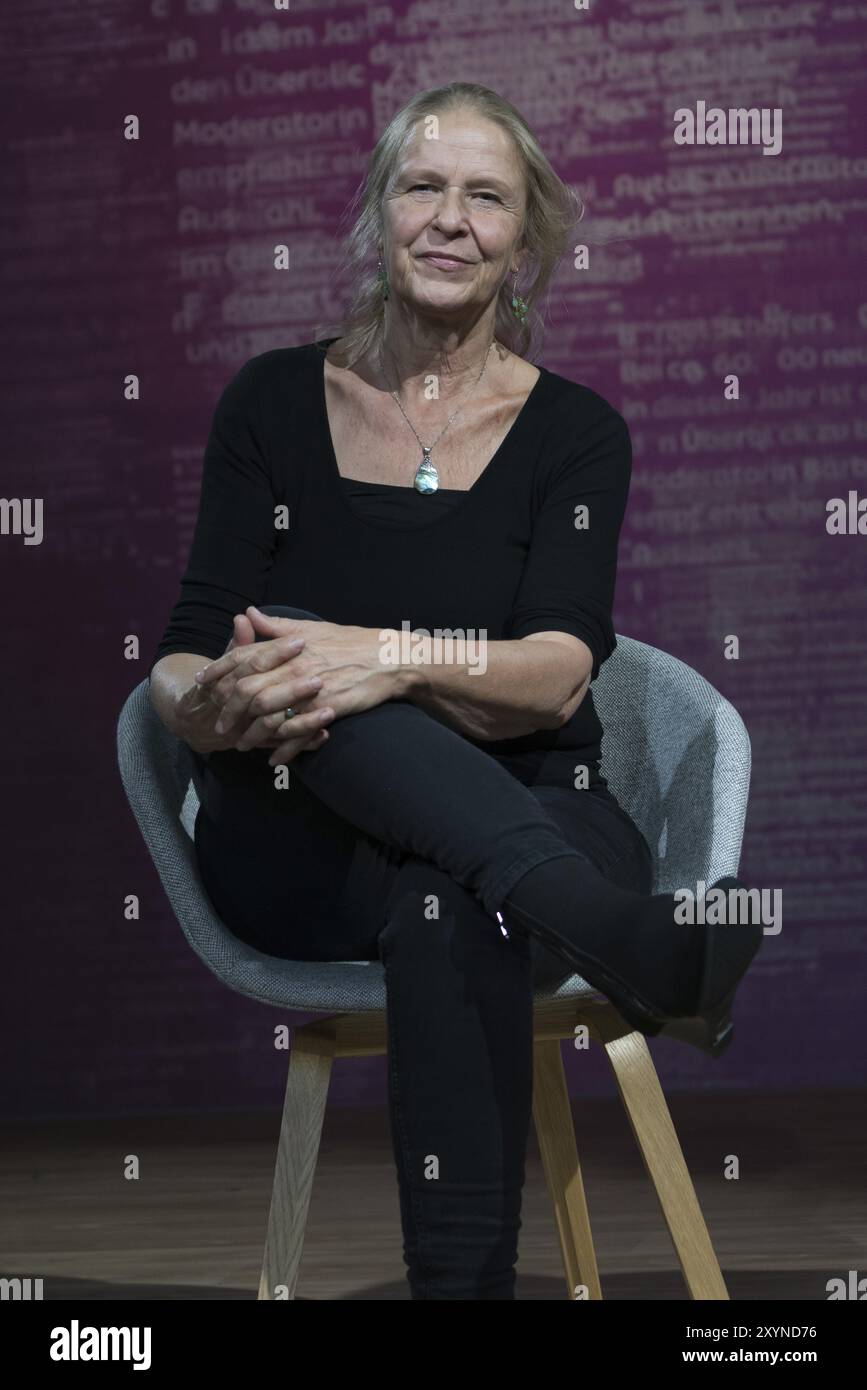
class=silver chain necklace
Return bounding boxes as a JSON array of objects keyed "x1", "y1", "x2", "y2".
[{"x1": 376, "y1": 339, "x2": 495, "y2": 493}]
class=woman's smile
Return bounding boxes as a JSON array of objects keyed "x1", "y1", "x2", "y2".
[{"x1": 416, "y1": 252, "x2": 474, "y2": 270}]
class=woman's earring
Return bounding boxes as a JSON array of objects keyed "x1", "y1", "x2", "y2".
[
  {"x1": 376, "y1": 256, "x2": 390, "y2": 301},
  {"x1": 510, "y1": 270, "x2": 528, "y2": 325}
]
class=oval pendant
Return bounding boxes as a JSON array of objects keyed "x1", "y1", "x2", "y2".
[{"x1": 414, "y1": 458, "x2": 439, "y2": 493}]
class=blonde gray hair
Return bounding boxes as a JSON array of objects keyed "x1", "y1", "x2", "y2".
[{"x1": 313, "y1": 82, "x2": 583, "y2": 367}]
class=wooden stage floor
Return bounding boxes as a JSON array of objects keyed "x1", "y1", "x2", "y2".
[{"x1": 2, "y1": 1088, "x2": 864, "y2": 1300}]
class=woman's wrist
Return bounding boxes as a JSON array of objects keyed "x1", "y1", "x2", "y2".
[
  {"x1": 377, "y1": 626, "x2": 430, "y2": 699},
  {"x1": 173, "y1": 684, "x2": 223, "y2": 750}
]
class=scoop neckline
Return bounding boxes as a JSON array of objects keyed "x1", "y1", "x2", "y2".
[
  {"x1": 316, "y1": 336, "x2": 549, "y2": 533},
  {"x1": 340, "y1": 475, "x2": 467, "y2": 496}
]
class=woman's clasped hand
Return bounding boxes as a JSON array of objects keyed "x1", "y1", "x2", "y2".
[{"x1": 192, "y1": 605, "x2": 408, "y2": 765}]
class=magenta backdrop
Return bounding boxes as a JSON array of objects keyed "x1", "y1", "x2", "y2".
[{"x1": 2, "y1": 0, "x2": 866, "y2": 1119}]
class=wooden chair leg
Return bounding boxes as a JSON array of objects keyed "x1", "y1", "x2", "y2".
[
  {"x1": 532, "y1": 1038, "x2": 603, "y2": 1300},
  {"x1": 258, "y1": 1026, "x2": 336, "y2": 1300},
  {"x1": 598, "y1": 1022, "x2": 729, "y2": 1300}
]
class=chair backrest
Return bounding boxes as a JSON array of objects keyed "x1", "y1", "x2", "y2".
[
  {"x1": 116, "y1": 680, "x2": 388, "y2": 1012},
  {"x1": 592, "y1": 636, "x2": 750, "y2": 892},
  {"x1": 117, "y1": 636, "x2": 749, "y2": 1009}
]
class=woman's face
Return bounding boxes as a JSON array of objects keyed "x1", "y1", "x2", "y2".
[{"x1": 381, "y1": 109, "x2": 527, "y2": 326}]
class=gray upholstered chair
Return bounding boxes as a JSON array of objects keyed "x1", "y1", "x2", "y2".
[{"x1": 117, "y1": 635, "x2": 750, "y2": 1300}]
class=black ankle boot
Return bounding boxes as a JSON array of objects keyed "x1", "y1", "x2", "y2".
[{"x1": 500, "y1": 864, "x2": 764, "y2": 1058}]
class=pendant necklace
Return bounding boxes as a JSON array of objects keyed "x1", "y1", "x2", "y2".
[{"x1": 377, "y1": 339, "x2": 495, "y2": 494}]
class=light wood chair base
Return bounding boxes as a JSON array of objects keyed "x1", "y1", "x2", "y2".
[{"x1": 257, "y1": 1000, "x2": 728, "y2": 1301}]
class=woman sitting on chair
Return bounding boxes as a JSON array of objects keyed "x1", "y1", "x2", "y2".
[{"x1": 148, "y1": 82, "x2": 762, "y2": 1300}]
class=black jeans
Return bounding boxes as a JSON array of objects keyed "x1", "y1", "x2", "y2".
[{"x1": 191, "y1": 606, "x2": 653, "y2": 1299}]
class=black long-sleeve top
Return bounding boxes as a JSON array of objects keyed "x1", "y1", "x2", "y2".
[{"x1": 150, "y1": 338, "x2": 633, "y2": 790}]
